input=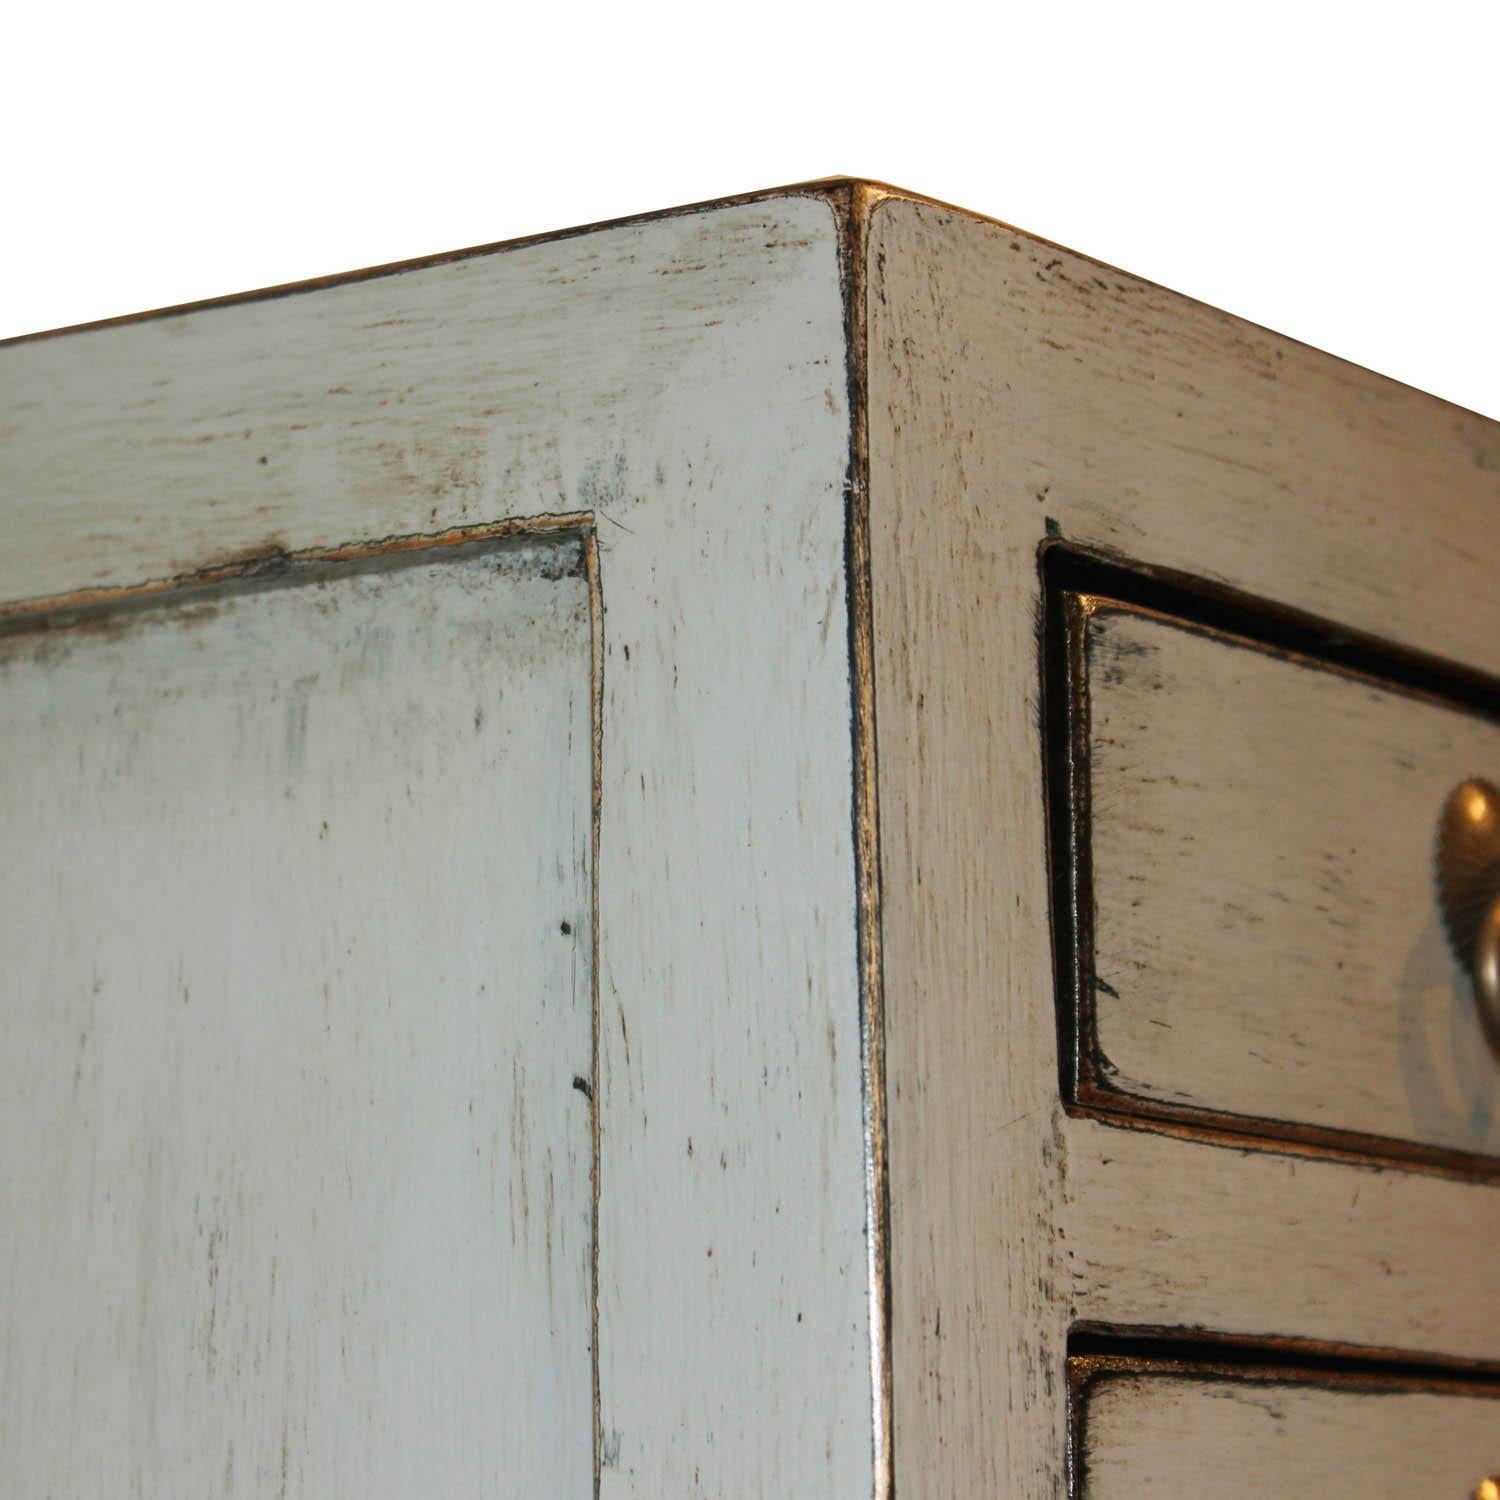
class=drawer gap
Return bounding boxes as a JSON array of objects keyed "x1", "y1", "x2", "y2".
[{"x1": 1068, "y1": 1325, "x2": 1500, "y2": 1387}]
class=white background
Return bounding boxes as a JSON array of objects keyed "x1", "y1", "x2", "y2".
[{"x1": 5, "y1": 2, "x2": 1497, "y2": 419}]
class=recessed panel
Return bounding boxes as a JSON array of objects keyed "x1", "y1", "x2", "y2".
[{"x1": 0, "y1": 537, "x2": 594, "y2": 1496}]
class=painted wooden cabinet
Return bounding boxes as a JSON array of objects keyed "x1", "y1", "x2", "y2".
[{"x1": 3, "y1": 180, "x2": 1499, "y2": 1497}]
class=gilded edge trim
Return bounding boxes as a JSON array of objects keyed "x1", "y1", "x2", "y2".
[
  {"x1": 0, "y1": 178, "x2": 913, "y2": 350},
  {"x1": 831, "y1": 179, "x2": 898, "y2": 1500},
  {"x1": 584, "y1": 530, "x2": 605, "y2": 1500}
]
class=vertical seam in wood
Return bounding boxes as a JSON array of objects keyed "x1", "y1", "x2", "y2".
[
  {"x1": 584, "y1": 526, "x2": 604, "y2": 1500},
  {"x1": 834, "y1": 180, "x2": 895, "y2": 1500}
]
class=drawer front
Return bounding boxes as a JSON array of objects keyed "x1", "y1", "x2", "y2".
[
  {"x1": 1054, "y1": 573, "x2": 1500, "y2": 1167},
  {"x1": 1074, "y1": 1357, "x2": 1500, "y2": 1499}
]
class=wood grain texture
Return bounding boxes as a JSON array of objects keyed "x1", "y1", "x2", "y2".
[
  {"x1": 865, "y1": 189, "x2": 1500, "y2": 1499},
  {"x1": 1083, "y1": 601, "x2": 1500, "y2": 1158},
  {"x1": 0, "y1": 195, "x2": 840, "y2": 613},
  {"x1": 585, "y1": 208, "x2": 870, "y2": 1499},
  {"x1": 1078, "y1": 1365, "x2": 1500, "y2": 1498},
  {"x1": 866, "y1": 197, "x2": 1070, "y2": 1500},
  {"x1": 1, "y1": 194, "x2": 873, "y2": 1498},
  {"x1": 0, "y1": 540, "x2": 594, "y2": 1497}
]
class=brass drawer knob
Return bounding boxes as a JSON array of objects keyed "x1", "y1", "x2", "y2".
[
  {"x1": 1437, "y1": 779, "x2": 1500, "y2": 1057},
  {"x1": 1474, "y1": 1480, "x2": 1500, "y2": 1500}
]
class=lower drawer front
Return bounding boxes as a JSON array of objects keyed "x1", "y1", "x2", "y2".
[{"x1": 1075, "y1": 1358, "x2": 1500, "y2": 1499}]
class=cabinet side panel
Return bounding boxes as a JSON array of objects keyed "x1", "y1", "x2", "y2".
[
  {"x1": 1, "y1": 197, "x2": 874, "y2": 1498},
  {"x1": 867, "y1": 193, "x2": 1500, "y2": 1499}
]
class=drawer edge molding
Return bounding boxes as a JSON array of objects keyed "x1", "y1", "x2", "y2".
[
  {"x1": 1068, "y1": 1332, "x2": 1500, "y2": 1500},
  {"x1": 1041, "y1": 542, "x2": 1500, "y2": 1178}
]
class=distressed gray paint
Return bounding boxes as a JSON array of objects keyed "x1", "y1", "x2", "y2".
[
  {"x1": 0, "y1": 540, "x2": 594, "y2": 1496},
  {"x1": 0, "y1": 192, "x2": 872, "y2": 1498}
]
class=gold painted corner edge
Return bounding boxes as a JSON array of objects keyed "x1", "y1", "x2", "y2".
[
  {"x1": 584, "y1": 530, "x2": 605, "y2": 1500},
  {"x1": 832, "y1": 179, "x2": 895, "y2": 1500}
]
